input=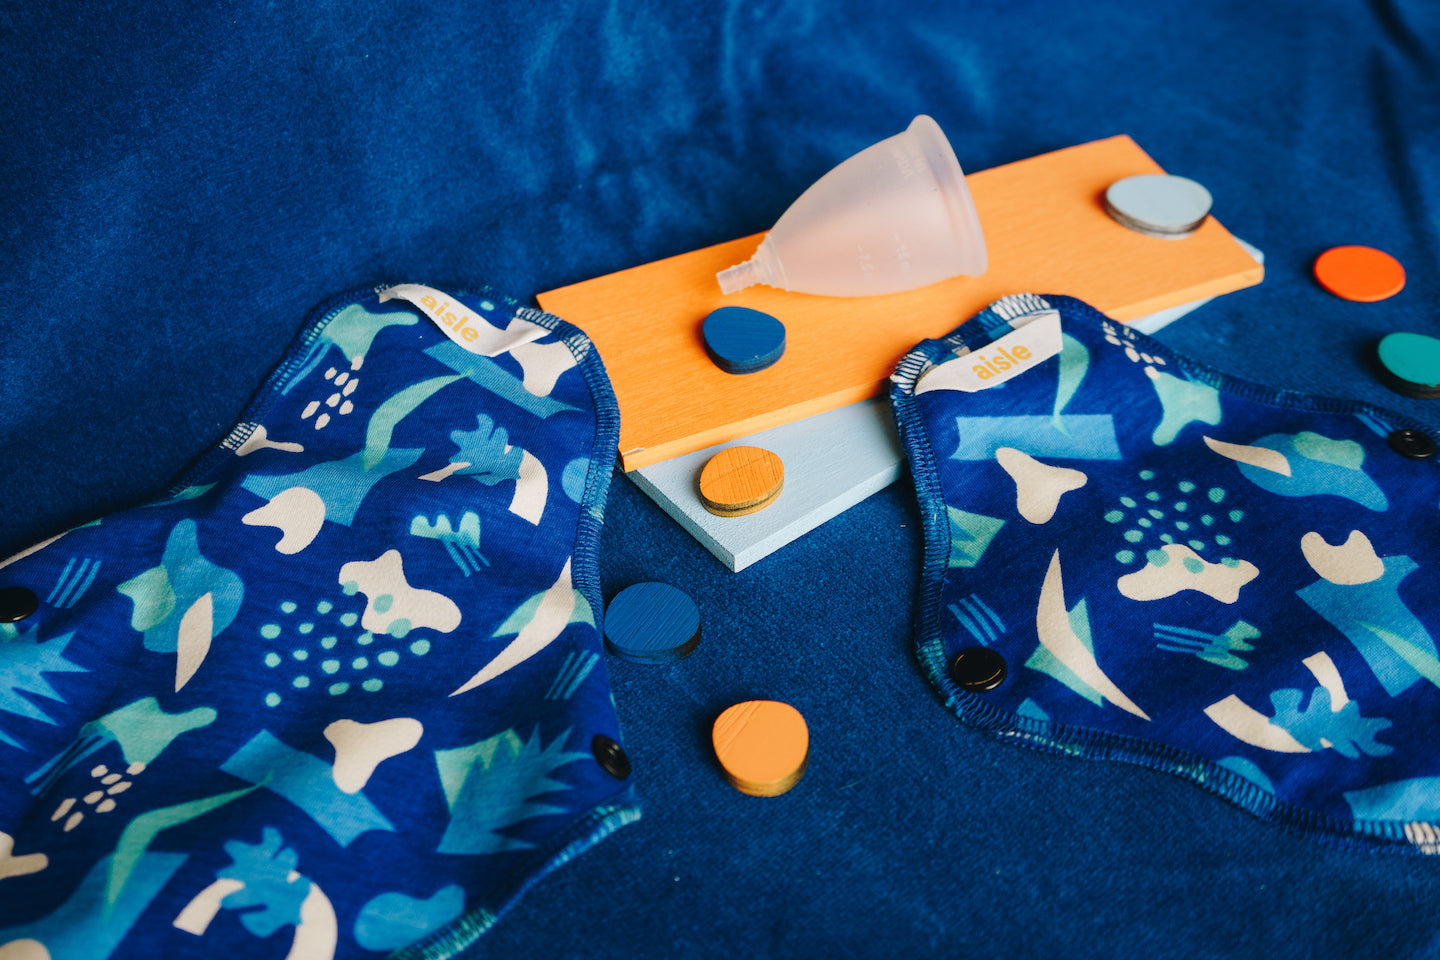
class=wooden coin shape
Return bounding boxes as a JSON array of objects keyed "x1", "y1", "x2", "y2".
[
  {"x1": 712, "y1": 700, "x2": 809, "y2": 797},
  {"x1": 1103, "y1": 174, "x2": 1213, "y2": 238},
  {"x1": 698, "y1": 446, "x2": 784, "y2": 517},
  {"x1": 604, "y1": 582, "x2": 702, "y2": 663},
  {"x1": 703, "y1": 306, "x2": 787, "y2": 374},
  {"x1": 1376, "y1": 332, "x2": 1440, "y2": 399},
  {"x1": 1313, "y1": 245, "x2": 1406, "y2": 302}
]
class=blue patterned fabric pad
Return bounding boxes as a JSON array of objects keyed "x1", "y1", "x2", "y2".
[
  {"x1": 0, "y1": 285, "x2": 638, "y2": 958},
  {"x1": 891, "y1": 293, "x2": 1440, "y2": 852}
]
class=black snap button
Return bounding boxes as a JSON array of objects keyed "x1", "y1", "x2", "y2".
[
  {"x1": 0, "y1": 586, "x2": 39, "y2": 623},
  {"x1": 1388, "y1": 429, "x2": 1437, "y2": 461},
  {"x1": 592, "y1": 734, "x2": 631, "y2": 780},
  {"x1": 950, "y1": 647, "x2": 1006, "y2": 692}
]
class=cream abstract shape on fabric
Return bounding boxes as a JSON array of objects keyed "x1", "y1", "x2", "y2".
[
  {"x1": 338, "y1": 550, "x2": 461, "y2": 638},
  {"x1": 0, "y1": 831, "x2": 48, "y2": 881},
  {"x1": 1302, "y1": 651, "x2": 1351, "y2": 712},
  {"x1": 509, "y1": 336, "x2": 577, "y2": 396},
  {"x1": 995, "y1": 447, "x2": 1087, "y2": 524},
  {"x1": 174, "y1": 592, "x2": 214, "y2": 692},
  {"x1": 286, "y1": 883, "x2": 338, "y2": 960},
  {"x1": 173, "y1": 878, "x2": 247, "y2": 934},
  {"x1": 242, "y1": 486, "x2": 327, "y2": 554},
  {"x1": 1117, "y1": 544, "x2": 1258, "y2": 603},
  {"x1": 509, "y1": 451, "x2": 548, "y2": 525},
  {"x1": 1204, "y1": 695, "x2": 1311, "y2": 753},
  {"x1": 1203, "y1": 435, "x2": 1292, "y2": 475},
  {"x1": 234, "y1": 424, "x2": 305, "y2": 457},
  {"x1": 1035, "y1": 550, "x2": 1150, "y2": 720},
  {"x1": 325, "y1": 718, "x2": 425, "y2": 794},
  {"x1": 0, "y1": 939, "x2": 50, "y2": 960},
  {"x1": 418, "y1": 461, "x2": 470, "y2": 482},
  {"x1": 1301, "y1": 530, "x2": 1385, "y2": 585}
]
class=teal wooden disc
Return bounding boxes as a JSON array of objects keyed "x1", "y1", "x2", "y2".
[
  {"x1": 604, "y1": 582, "x2": 702, "y2": 663},
  {"x1": 1377, "y1": 332, "x2": 1440, "y2": 399}
]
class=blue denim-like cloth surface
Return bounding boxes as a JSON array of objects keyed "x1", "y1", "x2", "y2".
[
  {"x1": 0, "y1": 286, "x2": 638, "y2": 958},
  {"x1": 5, "y1": 1, "x2": 1440, "y2": 957},
  {"x1": 891, "y1": 293, "x2": 1440, "y2": 850}
]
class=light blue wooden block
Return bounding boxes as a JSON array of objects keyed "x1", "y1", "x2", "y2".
[
  {"x1": 632, "y1": 241, "x2": 1261, "y2": 571},
  {"x1": 628, "y1": 398, "x2": 904, "y2": 571}
]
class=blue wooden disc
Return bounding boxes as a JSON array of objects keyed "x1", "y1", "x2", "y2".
[
  {"x1": 604, "y1": 582, "x2": 702, "y2": 663},
  {"x1": 702, "y1": 306, "x2": 786, "y2": 374}
]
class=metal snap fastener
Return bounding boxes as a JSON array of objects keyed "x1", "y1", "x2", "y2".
[
  {"x1": 950, "y1": 647, "x2": 1006, "y2": 692},
  {"x1": 592, "y1": 734, "x2": 632, "y2": 780},
  {"x1": 1388, "y1": 429, "x2": 1437, "y2": 461},
  {"x1": 0, "y1": 586, "x2": 39, "y2": 623}
]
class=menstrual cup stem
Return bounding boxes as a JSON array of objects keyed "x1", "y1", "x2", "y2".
[
  {"x1": 717, "y1": 260, "x2": 758, "y2": 295},
  {"x1": 717, "y1": 235, "x2": 786, "y2": 294}
]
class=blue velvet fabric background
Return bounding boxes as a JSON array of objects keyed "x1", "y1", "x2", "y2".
[{"x1": 4, "y1": 2, "x2": 1440, "y2": 957}]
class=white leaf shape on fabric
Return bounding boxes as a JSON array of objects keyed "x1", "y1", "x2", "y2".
[
  {"x1": 1035, "y1": 550, "x2": 1150, "y2": 719},
  {"x1": 450, "y1": 559, "x2": 592, "y2": 696},
  {"x1": 1203, "y1": 695, "x2": 1311, "y2": 753},
  {"x1": 174, "y1": 593, "x2": 214, "y2": 692},
  {"x1": 1203, "y1": 435, "x2": 1292, "y2": 475}
]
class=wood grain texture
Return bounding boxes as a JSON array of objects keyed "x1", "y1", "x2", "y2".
[
  {"x1": 698, "y1": 446, "x2": 784, "y2": 516},
  {"x1": 628, "y1": 397, "x2": 904, "y2": 571},
  {"x1": 537, "y1": 135, "x2": 1264, "y2": 471},
  {"x1": 712, "y1": 700, "x2": 809, "y2": 797},
  {"x1": 702, "y1": 306, "x2": 787, "y2": 373},
  {"x1": 603, "y1": 581, "x2": 702, "y2": 663}
]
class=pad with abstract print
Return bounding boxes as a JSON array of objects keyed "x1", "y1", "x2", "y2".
[
  {"x1": 890, "y1": 292, "x2": 1440, "y2": 852},
  {"x1": 0, "y1": 285, "x2": 638, "y2": 958}
]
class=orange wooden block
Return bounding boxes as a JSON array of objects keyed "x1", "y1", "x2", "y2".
[
  {"x1": 537, "y1": 135, "x2": 1264, "y2": 471},
  {"x1": 698, "y1": 445, "x2": 785, "y2": 517},
  {"x1": 712, "y1": 700, "x2": 809, "y2": 797}
]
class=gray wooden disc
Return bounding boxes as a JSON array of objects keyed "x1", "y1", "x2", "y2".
[{"x1": 1104, "y1": 174, "x2": 1213, "y2": 238}]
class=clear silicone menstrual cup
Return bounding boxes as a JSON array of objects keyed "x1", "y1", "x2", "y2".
[{"x1": 717, "y1": 115, "x2": 988, "y2": 297}]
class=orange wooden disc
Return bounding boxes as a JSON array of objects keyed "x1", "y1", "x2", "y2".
[
  {"x1": 1313, "y1": 245, "x2": 1406, "y2": 302},
  {"x1": 698, "y1": 446, "x2": 784, "y2": 517},
  {"x1": 712, "y1": 700, "x2": 809, "y2": 797}
]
